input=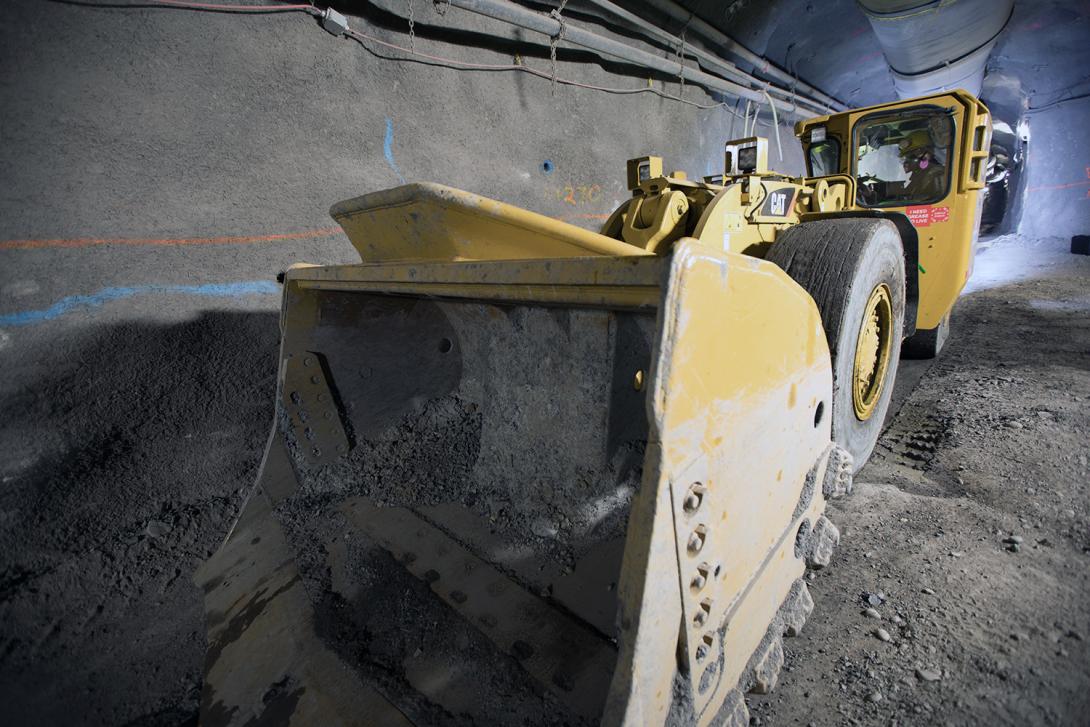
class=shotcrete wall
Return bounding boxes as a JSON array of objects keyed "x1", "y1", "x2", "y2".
[
  {"x1": 1016, "y1": 99, "x2": 1090, "y2": 239},
  {"x1": 983, "y1": 2, "x2": 1090, "y2": 240},
  {"x1": 1, "y1": 0, "x2": 802, "y2": 266}
]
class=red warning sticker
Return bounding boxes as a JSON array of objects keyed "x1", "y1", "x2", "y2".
[{"x1": 905, "y1": 205, "x2": 950, "y2": 227}]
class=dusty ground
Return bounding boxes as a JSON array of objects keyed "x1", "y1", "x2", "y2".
[
  {"x1": 2, "y1": 232, "x2": 1086, "y2": 726},
  {"x1": 750, "y1": 234, "x2": 1090, "y2": 726},
  {"x1": 0, "y1": 309, "x2": 277, "y2": 726}
]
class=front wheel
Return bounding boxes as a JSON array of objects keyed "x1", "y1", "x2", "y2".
[{"x1": 767, "y1": 219, "x2": 906, "y2": 470}]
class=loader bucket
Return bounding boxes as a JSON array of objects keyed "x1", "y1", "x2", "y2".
[
  {"x1": 330, "y1": 182, "x2": 650, "y2": 262},
  {"x1": 196, "y1": 237, "x2": 845, "y2": 727}
]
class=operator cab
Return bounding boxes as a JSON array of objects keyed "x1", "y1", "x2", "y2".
[
  {"x1": 853, "y1": 109, "x2": 955, "y2": 207},
  {"x1": 794, "y1": 89, "x2": 992, "y2": 345},
  {"x1": 797, "y1": 99, "x2": 974, "y2": 211}
]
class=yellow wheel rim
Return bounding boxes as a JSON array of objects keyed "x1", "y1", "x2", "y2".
[{"x1": 852, "y1": 283, "x2": 893, "y2": 421}]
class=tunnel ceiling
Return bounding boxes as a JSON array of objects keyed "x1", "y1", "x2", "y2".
[
  {"x1": 988, "y1": 1, "x2": 1090, "y2": 114},
  {"x1": 656, "y1": 0, "x2": 1090, "y2": 117}
]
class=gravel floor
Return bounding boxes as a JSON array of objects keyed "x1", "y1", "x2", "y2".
[
  {"x1": 1, "y1": 233, "x2": 1086, "y2": 726},
  {"x1": 750, "y1": 234, "x2": 1090, "y2": 726}
]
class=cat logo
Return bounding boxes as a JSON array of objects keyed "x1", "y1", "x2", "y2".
[
  {"x1": 770, "y1": 193, "x2": 787, "y2": 215},
  {"x1": 761, "y1": 188, "x2": 795, "y2": 217}
]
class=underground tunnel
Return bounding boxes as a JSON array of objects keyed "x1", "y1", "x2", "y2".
[{"x1": 1, "y1": 0, "x2": 1088, "y2": 725}]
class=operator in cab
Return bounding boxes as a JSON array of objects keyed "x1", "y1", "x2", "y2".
[
  {"x1": 856, "y1": 124, "x2": 950, "y2": 206},
  {"x1": 899, "y1": 130, "x2": 945, "y2": 200}
]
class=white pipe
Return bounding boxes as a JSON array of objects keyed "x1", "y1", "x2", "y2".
[
  {"x1": 581, "y1": 0, "x2": 837, "y2": 115},
  {"x1": 445, "y1": 0, "x2": 821, "y2": 119},
  {"x1": 640, "y1": 0, "x2": 847, "y2": 111}
]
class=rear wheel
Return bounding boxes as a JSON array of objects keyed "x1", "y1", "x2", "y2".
[{"x1": 767, "y1": 219, "x2": 906, "y2": 470}]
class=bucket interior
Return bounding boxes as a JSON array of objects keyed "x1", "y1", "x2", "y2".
[{"x1": 273, "y1": 290, "x2": 659, "y2": 724}]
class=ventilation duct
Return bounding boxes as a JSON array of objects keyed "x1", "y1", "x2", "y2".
[{"x1": 857, "y1": 0, "x2": 1014, "y2": 99}]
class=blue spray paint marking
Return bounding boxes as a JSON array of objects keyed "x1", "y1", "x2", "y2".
[
  {"x1": 0, "y1": 281, "x2": 280, "y2": 328},
  {"x1": 384, "y1": 118, "x2": 406, "y2": 184}
]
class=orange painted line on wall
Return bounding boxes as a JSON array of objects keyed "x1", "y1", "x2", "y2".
[
  {"x1": 0, "y1": 226, "x2": 344, "y2": 251},
  {"x1": 560, "y1": 213, "x2": 611, "y2": 221}
]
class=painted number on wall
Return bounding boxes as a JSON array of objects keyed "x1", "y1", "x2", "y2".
[{"x1": 549, "y1": 184, "x2": 602, "y2": 206}]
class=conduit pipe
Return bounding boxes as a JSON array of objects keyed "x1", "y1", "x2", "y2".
[
  {"x1": 640, "y1": 0, "x2": 848, "y2": 111},
  {"x1": 857, "y1": 0, "x2": 1014, "y2": 99},
  {"x1": 445, "y1": 0, "x2": 824, "y2": 120},
  {"x1": 582, "y1": 0, "x2": 837, "y2": 115}
]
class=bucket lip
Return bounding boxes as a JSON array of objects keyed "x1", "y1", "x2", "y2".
[
  {"x1": 328, "y1": 181, "x2": 650, "y2": 261},
  {"x1": 329, "y1": 182, "x2": 474, "y2": 220}
]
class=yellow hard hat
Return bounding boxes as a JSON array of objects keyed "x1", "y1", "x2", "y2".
[{"x1": 898, "y1": 130, "x2": 932, "y2": 156}]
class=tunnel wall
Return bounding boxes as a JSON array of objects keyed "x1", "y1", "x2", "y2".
[
  {"x1": 0, "y1": 0, "x2": 804, "y2": 267},
  {"x1": 1017, "y1": 100, "x2": 1090, "y2": 240},
  {"x1": 980, "y1": 2, "x2": 1090, "y2": 240}
]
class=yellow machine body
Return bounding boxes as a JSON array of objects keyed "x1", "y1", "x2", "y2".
[
  {"x1": 795, "y1": 89, "x2": 991, "y2": 329},
  {"x1": 198, "y1": 91, "x2": 988, "y2": 726},
  {"x1": 198, "y1": 242, "x2": 845, "y2": 726}
]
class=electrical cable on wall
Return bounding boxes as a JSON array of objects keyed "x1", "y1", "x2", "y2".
[
  {"x1": 344, "y1": 25, "x2": 743, "y2": 115},
  {"x1": 675, "y1": 26, "x2": 686, "y2": 94},
  {"x1": 728, "y1": 96, "x2": 742, "y2": 139},
  {"x1": 581, "y1": 0, "x2": 835, "y2": 117},
  {"x1": 135, "y1": 0, "x2": 318, "y2": 12},
  {"x1": 91, "y1": 0, "x2": 753, "y2": 117},
  {"x1": 1026, "y1": 86, "x2": 1090, "y2": 113},
  {"x1": 762, "y1": 90, "x2": 783, "y2": 162},
  {"x1": 548, "y1": 0, "x2": 570, "y2": 95}
]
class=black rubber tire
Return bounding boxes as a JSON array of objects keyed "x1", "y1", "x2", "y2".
[
  {"x1": 902, "y1": 312, "x2": 950, "y2": 359},
  {"x1": 767, "y1": 219, "x2": 906, "y2": 470}
]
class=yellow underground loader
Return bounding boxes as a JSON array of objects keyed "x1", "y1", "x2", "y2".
[{"x1": 197, "y1": 90, "x2": 989, "y2": 726}]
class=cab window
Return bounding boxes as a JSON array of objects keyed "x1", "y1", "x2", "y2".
[
  {"x1": 853, "y1": 109, "x2": 954, "y2": 207},
  {"x1": 807, "y1": 139, "x2": 840, "y2": 177}
]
